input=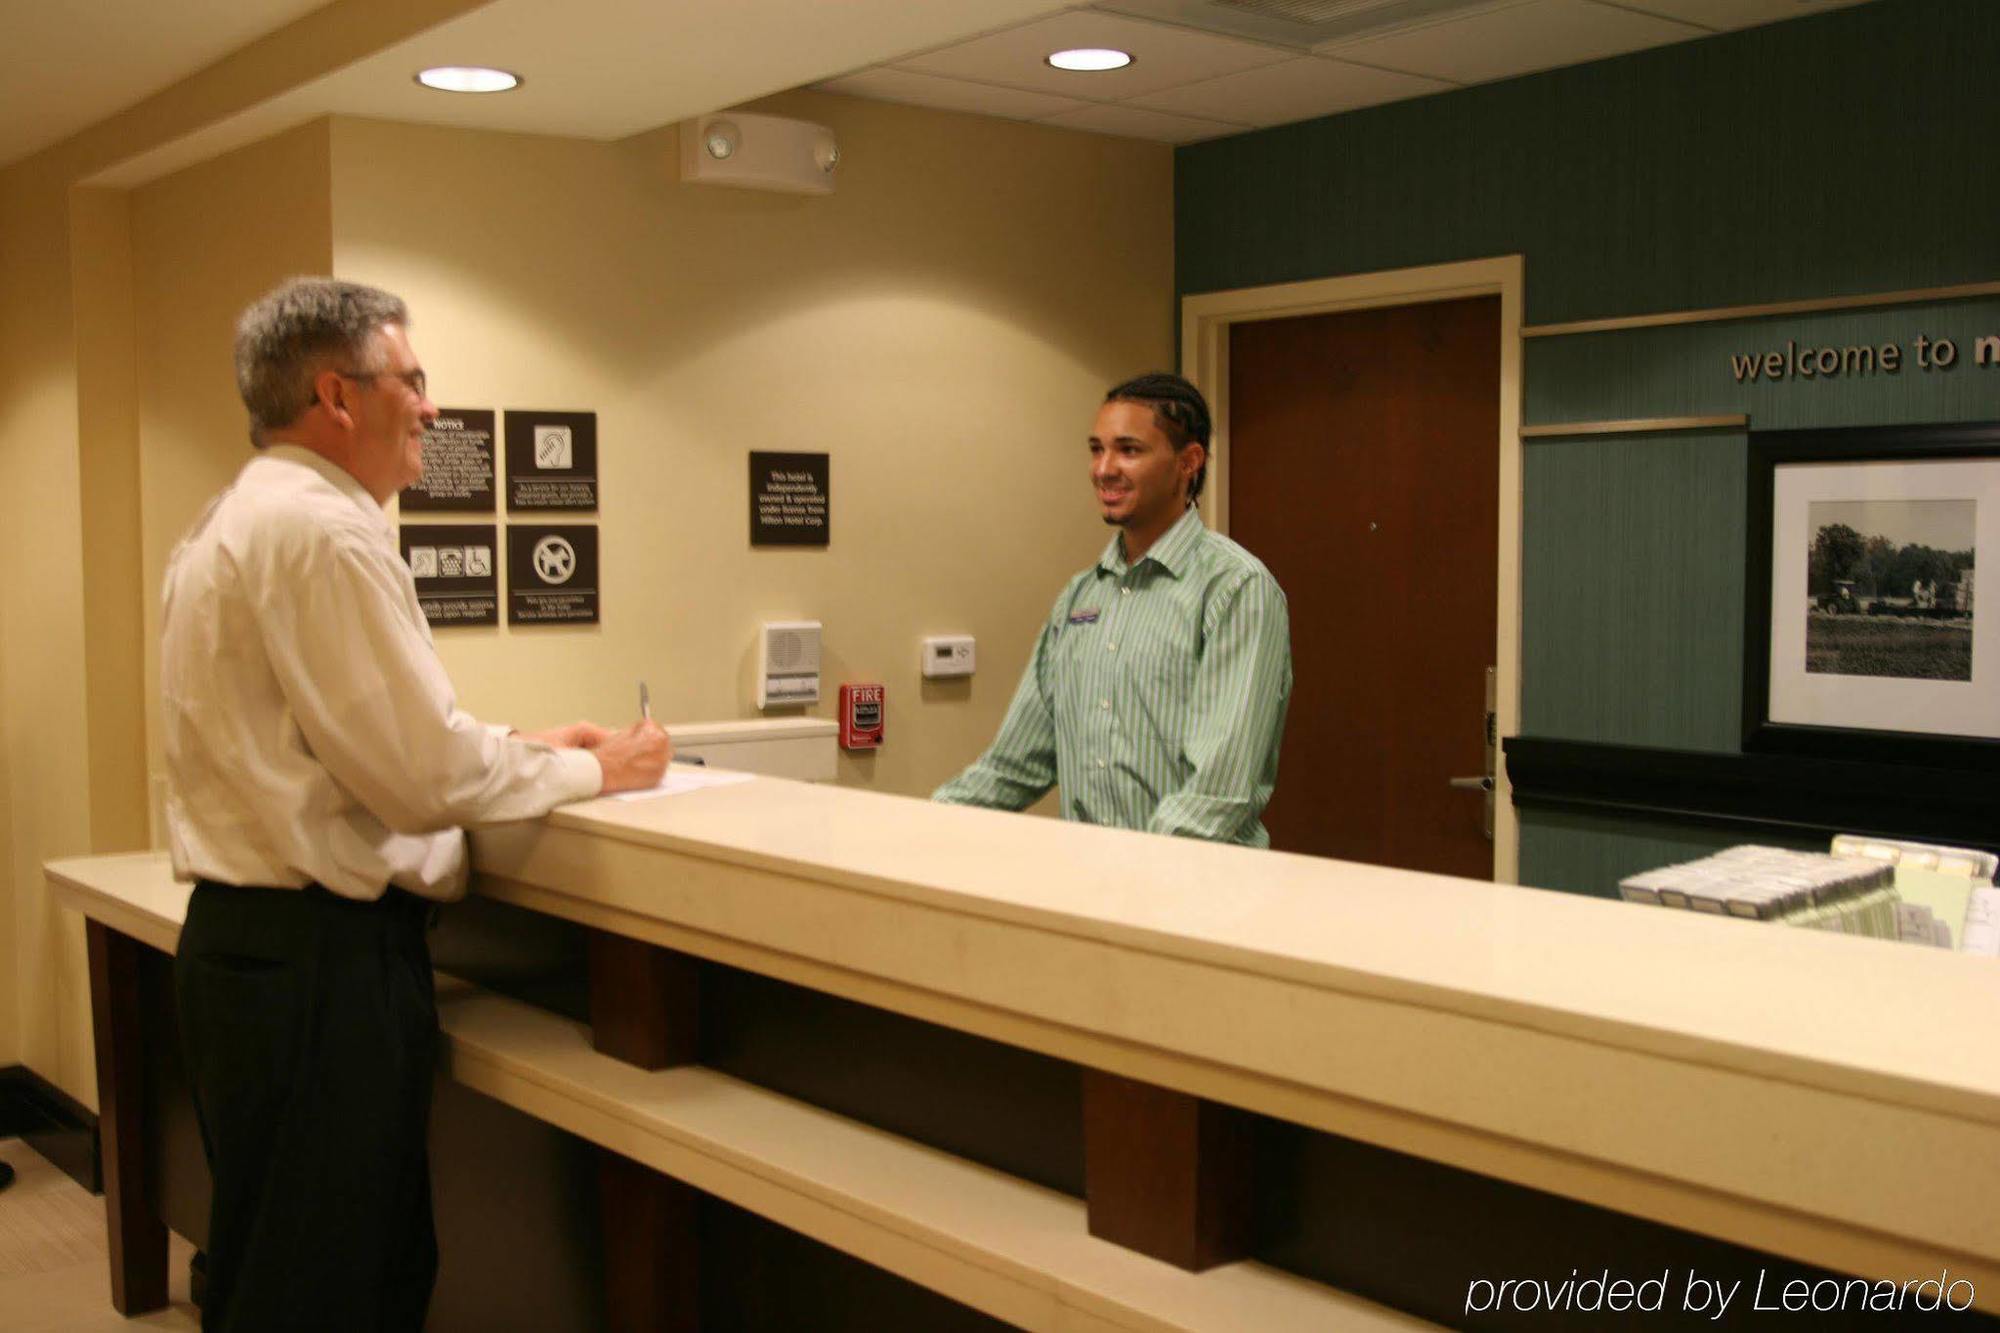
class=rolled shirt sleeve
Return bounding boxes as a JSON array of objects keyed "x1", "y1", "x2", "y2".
[
  {"x1": 932, "y1": 617, "x2": 1060, "y2": 811},
  {"x1": 1147, "y1": 572, "x2": 1292, "y2": 843},
  {"x1": 256, "y1": 530, "x2": 603, "y2": 835},
  {"x1": 161, "y1": 446, "x2": 606, "y2": 902}
]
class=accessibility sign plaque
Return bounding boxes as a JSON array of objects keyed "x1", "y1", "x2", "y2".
[
  {"x1": 399, "y1": 523, "x2": 498, "y2": 626},
  {"x1": 505, "y1": 409, "x2": 598, "y2": 511}
]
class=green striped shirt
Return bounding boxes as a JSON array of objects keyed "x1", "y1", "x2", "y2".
[{"x1": 934, "y1": 507, "x2": 1292, "y2": 846}]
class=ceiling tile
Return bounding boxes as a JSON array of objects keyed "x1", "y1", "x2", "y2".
[
  {"x1": 1039, "y1": 102, "x2": 1248, "y2": 143},
  {"x1": 1131, "y1": 54, "x2": 1452, "y2": 126},
  {"x1": 816, "y1": 68, "x2": 1090, "y2": 120},
  {"x1": 1601, "y1": 0, "x2": 1872, "y2": 30},
  {"x1": 1321, "y1": 0, "x2": 1706, "y2": 84},
  {"x1": 74, "y1": 0, "x2": 1081, "y2": 186},
  {"x1": 899, "y1": 11, "x2": 1293, "y2": 101}
]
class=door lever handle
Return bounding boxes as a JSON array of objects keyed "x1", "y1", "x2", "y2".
[{"x1": 1447, "y1": 776, "x2": 1493, "y2": 792}]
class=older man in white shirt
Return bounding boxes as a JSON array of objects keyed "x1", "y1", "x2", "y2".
[{"x1": 159, "y1": 276, "x2": 669, "y2": 1333}]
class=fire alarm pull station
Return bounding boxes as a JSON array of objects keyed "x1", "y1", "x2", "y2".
[{"x1": 839, "y1": 684, "x2": 884, "y2": 750}]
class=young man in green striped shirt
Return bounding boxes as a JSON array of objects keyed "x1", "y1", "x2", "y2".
[{"x1": 934, "y1": 374, "x2": 1293, "y2": 846}]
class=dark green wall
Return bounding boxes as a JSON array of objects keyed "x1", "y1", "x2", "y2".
[
  {"x1": 1509, "y1": 809, "x2": 1823, "y2": 901},
  {"x1": 1177, "y1": 0, "x2": 2000, "y2": 325},
  {"x1": 1520, "y1": 428, "x2": 1746, "y2": 753},
  {"x1": 1174, "y1": 0, "x2": 2000, "y2": 893}
]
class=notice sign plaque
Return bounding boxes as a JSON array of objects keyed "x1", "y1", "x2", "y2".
[
  {"x1": 508, "y1": 524, "x2": 599, "y2": 624},
  {"x1": 506, "y1": 410, "x2": 598, "y2": 511},
  {"x1": 400, "y1": 523, "x2": 498, "y2": 627},
  {"x1": 400, "y1": 408, "x2": 495, "y2": 512},
  {"x1": 750, "y1": 451, "x2": 830, "y2": 546}
]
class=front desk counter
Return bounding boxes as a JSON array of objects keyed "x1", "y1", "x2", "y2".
[{"x1": 49, "y1": 770, "x2": 2000, "y2": 1330}]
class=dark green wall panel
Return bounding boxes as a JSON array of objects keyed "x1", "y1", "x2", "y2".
[
  {"x1": 1178, "y1": 0, "x2": 2000, "y2": 326},
  {"x1": 1517, "y1": 808, "x2": 1822, "y2": 900},
  {"x1": 1178, "y1": 0, "x2": 2000, "y2": 889},
  {"x1": 1527, "y1": 299, "x2": 2000, "y2": 427},
  {"x1": 1521, "y1": 430, "x2": 1746, "y2": 750}
]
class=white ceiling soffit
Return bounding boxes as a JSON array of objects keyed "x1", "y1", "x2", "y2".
[
  {"x1": 85, "y1": 0, "x2": 1079, "y2": 187},
  {"x1": 0, "y1": 0, "x2": 329, "y2": 167},
  {"x1": 816, "y1": 0, "x2": 1877, "y2": 144}
]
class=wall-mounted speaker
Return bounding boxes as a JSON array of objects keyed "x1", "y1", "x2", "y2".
[{"x1": 758, "y1": 620, "x2": 822, "y2": 708}]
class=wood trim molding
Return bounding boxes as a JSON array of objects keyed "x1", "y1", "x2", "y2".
[
  {"x1": 1180, "y1": 254, "x2": 1526, "y2": 884},
  {"x1": 1520, "y1": 414, "x2": 1749, "y2": 439},
  {"x1": 1521, "y1": 279, "x2": 2000, "y2": 339}
]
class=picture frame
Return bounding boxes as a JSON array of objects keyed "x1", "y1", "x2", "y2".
[{"x1": 1744, "y1": 421, "x2": 2000, "y2": 771}]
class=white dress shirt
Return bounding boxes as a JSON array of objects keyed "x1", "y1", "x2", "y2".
[{"x1": 161, "y1": 445, "x2": 601, "y2": 902}]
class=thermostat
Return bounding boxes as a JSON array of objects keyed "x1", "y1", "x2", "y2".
[{"x1": 921, "y1": 635, "x2": 974, "y2": 679}]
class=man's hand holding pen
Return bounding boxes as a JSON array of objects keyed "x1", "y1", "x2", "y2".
[
  {"x1": 591, "y1": 714, "x2": 671, "y2": 792},
  {"x1": 520, "y1": 685, "x2": 671, "y2": 792}
]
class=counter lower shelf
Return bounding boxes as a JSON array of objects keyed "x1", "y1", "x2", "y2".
[
  {"x1": 46, "y1": 851, "x2": 1429, "y2": 1331},
  {"x1": 442, "y1": 981, "x2": 1426, "y2": 1332}
]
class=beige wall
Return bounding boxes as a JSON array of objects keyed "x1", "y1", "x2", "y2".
[
  {"x1": 3, "y1": 89, "x2": 1168, "y2": 1102},
  {"x1": 73, "y1": 188, "x2": 150, "y2": 859},
  {"x1": 0, "y1": 0, "x2": 489, "y2": 1109},
  {"x1": 329, "y1": 93, "x2": 1173, "y2": 796},
  {"x1": 134, "y1": 121, "x2": 335, "y2": 797},
  {"x1": 0, "y1": 170, "x2": 97, "y2": 1098},
  {"x1": 0, "y1": 501, "x2": 14, "y2": 1070},
  {"x1": 0, "y1": 120, "x2": 335, "y2": 1104}
]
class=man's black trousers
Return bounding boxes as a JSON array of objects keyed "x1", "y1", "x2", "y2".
[{"x1": 175, "y1": 880, "x2": 440, "y2": 1333}]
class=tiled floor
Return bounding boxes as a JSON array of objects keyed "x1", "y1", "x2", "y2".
[{"x1": 0, "y1": 1138, "x2": 200, "y2": 1331}]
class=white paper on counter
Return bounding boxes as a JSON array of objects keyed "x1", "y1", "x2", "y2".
[
  {"x1": 1960, "y1": 887, "x2": 2000, "y2": 958},
  {"x1": 606, "y1": 763, "x2": 758, "y2": 802}
]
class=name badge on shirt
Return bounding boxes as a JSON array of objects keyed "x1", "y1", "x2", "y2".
[{"x1": 1067, "y1": 609, "x2": 1101, "y2": 625}]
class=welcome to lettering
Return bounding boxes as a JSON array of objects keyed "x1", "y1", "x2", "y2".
[{"x1": 1730, "y1": 334, "x2": 2000, "y2": 384}]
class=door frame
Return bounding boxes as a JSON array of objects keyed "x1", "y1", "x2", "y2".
[{"x1": 1181, "y1": 254, "x2": 1525, "y2": 883}]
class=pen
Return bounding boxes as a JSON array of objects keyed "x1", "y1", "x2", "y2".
[{"x1": 639, "y1": 680, "x2": 651, "y2": 723}]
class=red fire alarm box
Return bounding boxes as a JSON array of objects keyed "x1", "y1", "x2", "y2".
[{"x1": 839, "y1": 683, "x2": 884, "y2": 750}]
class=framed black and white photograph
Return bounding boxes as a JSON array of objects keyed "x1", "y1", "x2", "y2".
[{"x1": 1745, "y1": 421, "x2": 2000, "y2": 770}]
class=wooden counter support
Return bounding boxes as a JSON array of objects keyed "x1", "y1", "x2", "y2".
[
  {"x1": 598, "y1": 1150, "x2": 700, "y2": 1333},
  {"x1": 1083, "y1": 1069, "x2": 1253, "y2": 1272},
  {"x1": 587, "y1": 929, "x2": 700, "y2": 1069},
  {"x1": 85, "y1": 920, "x2": 170, "y2": 1315}
]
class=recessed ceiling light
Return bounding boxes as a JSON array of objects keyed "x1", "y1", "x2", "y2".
[
  {"x1": 415, "y1": 66, "x2": 522, "y2": 94},
  {"x1": 1046, "y1": 48, "x2": 1134, "y2": 72}
]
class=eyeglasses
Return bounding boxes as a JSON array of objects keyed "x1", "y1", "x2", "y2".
[{"x1": 336, "y1": 367, "x2": 429, "y2": 399}]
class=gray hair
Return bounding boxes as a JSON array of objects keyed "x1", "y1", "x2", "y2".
[{"x1": 234, "y1": 276, "x2": 408, "y2": 444}]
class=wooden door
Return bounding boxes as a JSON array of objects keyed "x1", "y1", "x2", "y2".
[{"x1": 1227, "y1": 297, "x2": 1499, "y2": 877}]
